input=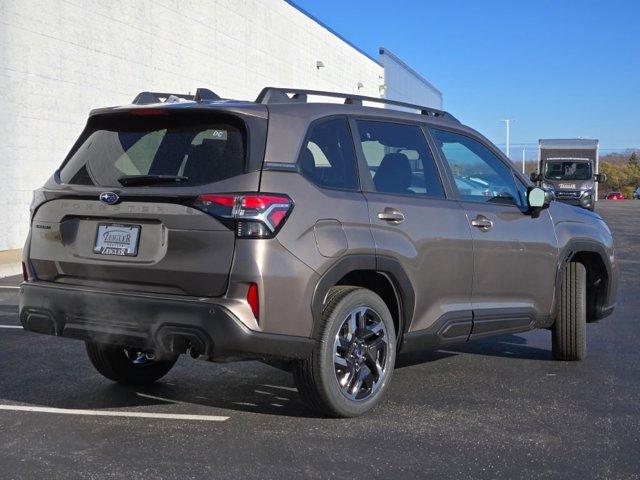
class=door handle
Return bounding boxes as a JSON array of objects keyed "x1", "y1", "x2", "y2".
[
  {"x1": 471, "y1": 215, "x2": 493, "y2": 231},
  {"x1": 378, "y1": 208, "x2": 405, "y2": 224}
]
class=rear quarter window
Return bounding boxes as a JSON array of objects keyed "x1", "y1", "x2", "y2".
[
  {"x1": 59, "y1": 112, "x2": 246, "y2": 187},
  {"x1": 297, "y1": 117, "x2": 359, "y2": 190}
]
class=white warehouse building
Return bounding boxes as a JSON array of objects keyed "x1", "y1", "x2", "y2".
[{"x1": 0, "y1": 0, "x2": 443, "y2": 270}]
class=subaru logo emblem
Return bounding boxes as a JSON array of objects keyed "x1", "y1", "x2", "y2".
[{"x1": 99, "y1": 192, "x2": 119, "y2": 205}]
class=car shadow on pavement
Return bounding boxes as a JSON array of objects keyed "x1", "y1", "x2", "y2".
[
  {"x1": 396, "y1": 349, "x2": 457, "y2": 369},
  {"x1": 0, "y1": 333, "x2": 551, "y2": 419},
  {"x1": 445, "y1": 334, "x2": 554, "y2": 361},
  {"x1": 395, "y1": 334, "x2": 552, "y2": 369},
  {"x1": 0, "y1": 377, "x2": 321, "y2": 419},
  {"x1": 121, "y1": 381, "x2": 322, "y2": 418},
  {"x1": 0, "y1": 347, "x2": 320, "y2": 418}
]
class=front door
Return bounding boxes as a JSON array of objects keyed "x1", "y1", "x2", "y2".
[
  {"x1": 430, "y1": 128, "x2": 558, "y2": 338},
  {"x1": 351, "y1": 119, "x2": 475, "y2": 341}
]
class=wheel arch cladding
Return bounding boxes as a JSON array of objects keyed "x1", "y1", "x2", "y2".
[
  {"x1": 571, "y1": 251, "x2": 609, "y2": 323},
  {"x1": 559, "y1": 240, "x2": 614, "y2": 322},
  {"x1": 311, "y1": 255, "x2": 415, "y2": 341}
]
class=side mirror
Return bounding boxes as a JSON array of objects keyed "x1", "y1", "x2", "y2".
[
  {"x1": 527, "y1": 186, "x2": 550, "y2": 212},
  {"x1": 595, "y1": 173, "x2": 607, "y2": 183},
  {"x1": 529, "y1": 172, "x2": 543, "y2": 183}
]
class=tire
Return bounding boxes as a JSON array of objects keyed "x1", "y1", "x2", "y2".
[
  {"x1": 85, "y1": 342, "x2": 178, "y2": 385},
  {"x1": 552, "y1": 262, "x2": 587, "y2": 361},
  {"x1": 293, "y1": 286, "x2": 396, "y2": 417}
]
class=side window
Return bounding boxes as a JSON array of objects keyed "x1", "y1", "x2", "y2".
[
  {"x1": 431, "y1": 129, "x2": 521, "y2": 206},
  {"x1": 298, "y1": 117, "x2": 359, "y2": 190},
  {"x1": 355, "y1": 120, "x2": 445, "y2": 198}
]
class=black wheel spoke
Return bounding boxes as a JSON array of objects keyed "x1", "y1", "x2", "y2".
[
  {"x1": 350, "y1": 364, "x2": 372, "y2": 397},
  {"x1": 364, "y1": 343, "x2": 379, "y2": 370},
  {"x1": 345, "y1": 312, "x2": 358, "y2": 341},
  {"x1": 356, "y1": 309, "x2": 367, "y2": 337},
  {"x1": 339, "y1": 362, "x2": 356, "y2": 388},
  {"x1": 365, "y1": 335, "x2": 385, "y2": 351},
  {"x1": 334, "y1": 354, "x2": 349, "y2": 368},
  {"x1": 361, "y1": 321, "x2": 383, "y2": 340},
  {"x1": 337, "y1": 335, "x2": 350, "y2": 352}
]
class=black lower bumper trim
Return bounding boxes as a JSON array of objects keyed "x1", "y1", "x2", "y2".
[{"x1": 19, "y1": 282, "x2": 314, "y2": 361}]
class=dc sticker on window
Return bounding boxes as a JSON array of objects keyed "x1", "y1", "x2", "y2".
[{"x1": 210, "y1": 129, "x2": 228, "y2": 140}]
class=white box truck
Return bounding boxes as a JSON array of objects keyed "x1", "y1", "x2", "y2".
[{"x1": 531, "y1": 139, "x2": 606, "y2": 211}]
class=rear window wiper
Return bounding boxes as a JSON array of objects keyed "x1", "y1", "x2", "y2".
[{"x1": 118, "y1": 175, "x2": 189, "y2": 186}]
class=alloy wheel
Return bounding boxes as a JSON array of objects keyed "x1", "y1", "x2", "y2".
[
  {"x1": 124, "y1": 348, "x2": 155, "y2": 365},
  {"x1": 333, "y1": 306, "x2": 389, "y2": 401}
]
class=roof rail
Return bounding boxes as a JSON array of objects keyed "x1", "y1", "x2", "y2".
[
  {"x1": 255, "y1": 87, "x2": 459, "y2": 122},
  {"x1": 132, "y1": 88, "x2": 221, "y2": 105},
  {"x1": 194, "y1": 88, "x2": 221, "y2": 102}
]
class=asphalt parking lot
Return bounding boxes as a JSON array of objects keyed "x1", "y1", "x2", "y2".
[{"x1": 1, "y1": 202, "x2": 639, "y2": 479}]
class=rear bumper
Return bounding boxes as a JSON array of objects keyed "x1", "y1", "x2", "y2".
[{"x1": 19, "y1": 282, "x2": 314, "y2": 361}]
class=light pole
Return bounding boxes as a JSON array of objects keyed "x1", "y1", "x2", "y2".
[
  {"x1": 501, "y1": 119, "x2": 515, "y2": 159},
  {"x1": 522, "y1": 148, "x2": 526, "y2": 174}
]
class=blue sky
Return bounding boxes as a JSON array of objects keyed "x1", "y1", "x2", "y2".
[{"x1": 292, "y1": 0, "x2": 639, "y2": 157}]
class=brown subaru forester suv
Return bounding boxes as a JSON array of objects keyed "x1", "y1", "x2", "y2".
[{"x1": 20, "y1": 87, "x2": 617, "y2": 417}]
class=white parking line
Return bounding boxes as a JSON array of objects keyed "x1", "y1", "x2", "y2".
[
  {"x1": 254, "y1": 390, "x2": 273, "y2": 396},
  {"x1": 262, "y1": 384, "x2": 297, "y2": 392},
  {"x1": 0, "y1": 286, "x2": 20, "y2": 290},
  {"x1": 0, "y1": 325, "x2": 22, "y2": 329},
  {"x1": 0, "y1": 405, "x2": 229, "y2": 422},
  {"x1": 135, "y1": 392, "x2": 183, "y2": 404}
]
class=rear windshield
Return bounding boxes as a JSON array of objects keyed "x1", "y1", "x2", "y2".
[{"x1": 59, "y1": 112, "x2": 246, "y2": 187}]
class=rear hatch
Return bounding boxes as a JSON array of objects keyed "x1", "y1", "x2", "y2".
[{"x1": 28, "y1": 106, "x2": 267, "y2": 296}]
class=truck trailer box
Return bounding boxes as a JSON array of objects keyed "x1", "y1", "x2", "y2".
[{"x1": 536, "y1": 138, "x2": 602, "y2": 210}]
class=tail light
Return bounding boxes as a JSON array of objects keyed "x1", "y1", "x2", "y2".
[{"x1": 193, "y1": 193, "x2": 293, "y2": 239}]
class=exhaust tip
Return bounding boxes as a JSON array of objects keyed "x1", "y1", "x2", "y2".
[{"x1": 156, "y1": 325, "x2": 211, "y2": 358}]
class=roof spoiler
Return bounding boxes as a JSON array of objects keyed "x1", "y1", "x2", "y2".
[
  {"x1": 255, "y1": 87, "x2": 459, "y2": 123},
  {"x1": 132, "y1": 88, "x2": 221, "y2": 105}
]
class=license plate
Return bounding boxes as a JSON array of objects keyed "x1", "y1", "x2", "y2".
[{"x1": 94, "y1": 223, "x2": 141, "y2": 257}]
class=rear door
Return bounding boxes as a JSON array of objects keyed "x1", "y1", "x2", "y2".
[
  {"x1": 29, "y1": 108, "x2": 266, "y2": 296},
  {"x1": 429, "y1": 128, "x2": 558, "y2": 336},
  {"x1": 352, "y1": 118, "x2": 474, "y2": 338}
]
